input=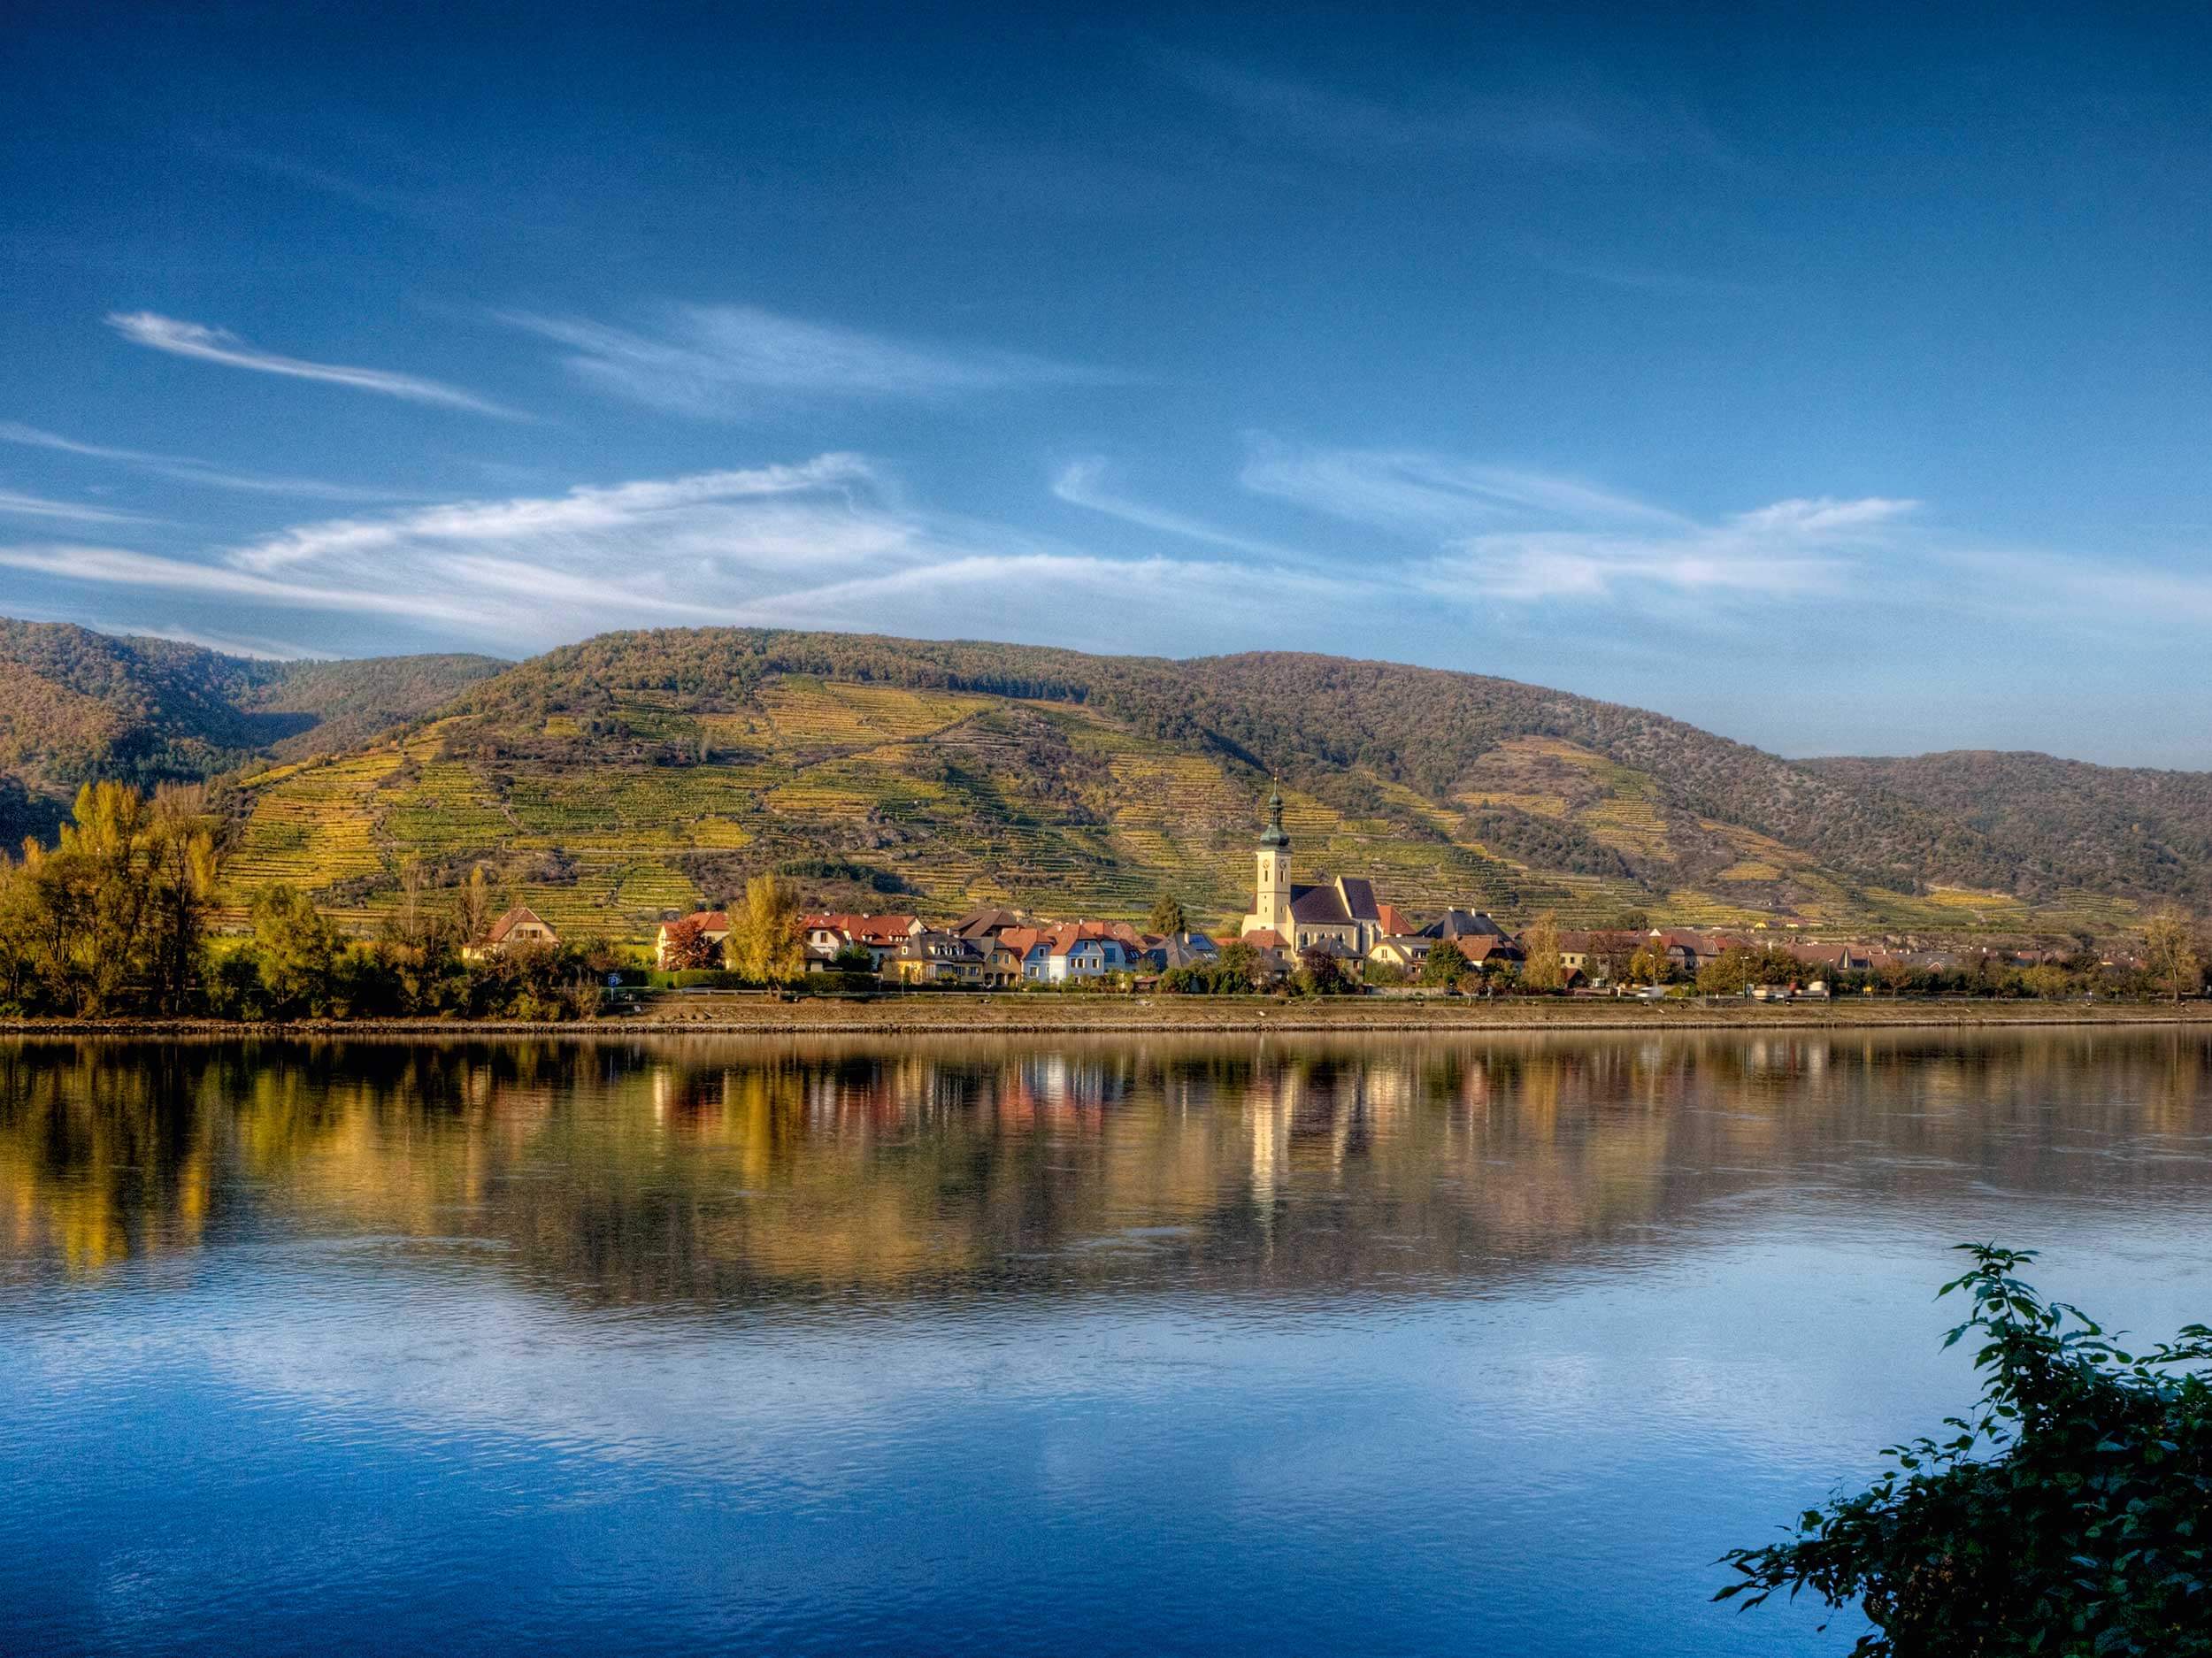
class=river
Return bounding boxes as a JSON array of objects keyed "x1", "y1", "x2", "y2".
[{"x1": 4, "y1": 1032, "x2": 2210, "y2": 1654}]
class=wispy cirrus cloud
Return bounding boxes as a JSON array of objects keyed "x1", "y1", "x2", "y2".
[
  {"x1": 0, "y1": 487, "x2": 157, "y2": 526},
  {"x1": 0, "y1": 435, "x2": 1914, "y2": 659},
  {"x1": 0, "y1": 421, "x2": 422, "y2": 503},
  {"x1": 1156, "y1": 51, "x2": 1626, "y2": 165},
  {"x1": 0, "y1": 543, "x2": 495, "y2": 624},
  {"x1": 124, "y1": 622, "x2": 325, "y2": 661},
  {"x1": 106, "y1": 311, "x2": 523, "y2": 418},
  {"x1": 2, "y1": 456, "x2": 1338, "y2": 653},
  {"x1": 1425, "y1": 530, "x2": 1843, "y2": 603},
  {"x1": 1051, "y1": 457, "x2": 1312, "y2": 561},
  {"x1": 1154, "y1": 50, "x2": 1744, "y2": 174},
  {"x1": 1240, "y1": 438, "x2": 1688, "y2": 533},
  {"x1": 502, "y1": 303, "x2": 1108, "y2": 418},
  {"x1": 1240, "y1": 437, "x2": 1910, "y2": 604},
  {"x1": 1425, "y1": 496, "x2": 1915, "y2": 603}
]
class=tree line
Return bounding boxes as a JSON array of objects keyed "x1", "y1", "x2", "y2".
[{"x1": 0, "y1": 782, "x2": 617, "y2": 1020}]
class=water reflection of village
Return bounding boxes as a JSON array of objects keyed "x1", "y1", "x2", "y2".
[{"x1": 4, "y1": 1033, "x2": 2209, "y2": 1293}]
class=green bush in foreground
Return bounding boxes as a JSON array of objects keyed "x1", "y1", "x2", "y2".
[{"x1": 1719, "y1": 1245, "x2": 2212, "y2": 1654}]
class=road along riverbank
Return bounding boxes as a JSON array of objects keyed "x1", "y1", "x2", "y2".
[{"x1": 7, "y1": 994, "x2": 2212, "y2": 1038}]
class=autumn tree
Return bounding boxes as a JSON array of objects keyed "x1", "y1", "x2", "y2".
[
  {"x1": 658, "y1": 915, "x2": 721, "y2": 971},
  {"x1": 1698, "y1": 947, "x2": 1761, "y2": 996},
  {"x1": 396, "y1": 854, "x2": 434, "y2": 948},
  {"x1": 730, "y1": 874, "x2": 804, "y2": 983},
  {"x1": 0, "y1": 782, "x2": 220, "y2": 1016},
  {"x1": 1628, "y1": 941, "x2": 1672, "y2": 986},
  {"x1": 1591, "y1": 935, "x2": 1639, "y2": 987},
  {"x1": 249, "y1": 883, "x2": 347, "y2": 1017},
  {"x1": 50, "y1": 780, "x2": 155, "y2": 1015},
  {"x1": 142, "y1": 785, "x2": 219, "y2": 1015},
  {"x1": 1294, "y1": 946, "x2": 1349, "y2": 995},
  {"x1": 1520, "y1": 911, "x2": 1564, "y2": 991},
  {"x1": 455, "y1": 863, "x2": 496, "y2": 946},
  {"x1": 2143, "y1": 911, "x2": 2202, "y2": 1003}
]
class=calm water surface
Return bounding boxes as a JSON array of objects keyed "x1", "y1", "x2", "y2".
[{"x1": 5, "y1": 1031, "x2": 2212, "y2": 1655}]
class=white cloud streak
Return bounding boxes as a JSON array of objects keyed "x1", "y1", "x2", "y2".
[
  {"x1": 4, "y1": 457, "x2": 1340, "y2": 652},
  {"x1": 0, "y1": 543, "x2": 495, "y2": 624},
  {"x1": 1241, "y1": 439, "x2": 1689, "y2": 533},
  {"x1": 1425, "y1": 531, "x2": 1847, "y2": 602},
  {"x1": 1, "y1": 436, "x2": 1922, "y2": 656},
  {"x1": 0, "y1": 421, "x2": 420, "y2": 503},
  {"x1": 503, "y1": 303, "x2": 1106, "y2": 418},
  {"x1": 106, "y1": 311, "x2": 523, "y2": 419},
  {"x1": 0, "y1": 487, "x2": 157, "y2": 526},
  {"x1": 125, "y1": 623, "x2": 324, "y2": 660},
  {"x1": 1051, "y1": 457, "x2": 1312, "y2": 561},
  {"x1": 1243, "y1": 438, "x2": 1910, "y2": 604}
]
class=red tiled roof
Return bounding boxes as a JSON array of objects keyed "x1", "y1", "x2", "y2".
[
  {"x1": 1456, "y1": 936, "x2": 1521, "y2": 962},
  {"x1": 662, "y1": 910, "x2": 730, "y2": 933},
  {"x1": 1036, "y1": 920, "x2": 1133, "y2": 957},
  {"x1": 801, "y1": 912, "x2": 918, "y2": 943}
]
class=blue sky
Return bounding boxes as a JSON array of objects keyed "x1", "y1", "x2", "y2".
[{"x1": 4, "y1": 3, "x2": 2210, "y2": 764}]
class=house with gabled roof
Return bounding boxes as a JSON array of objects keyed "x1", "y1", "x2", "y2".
[
  {"x1": 1017, "y1": 920, "x2": 1138, "y2": 984},
  {"x1": 1366, "y1": 934, "x2": 1433, "y2": 973},
  {"x1": 1453, "y1": 935, "x2": 1524, "y2": 970},
  {"x1": 949, "y1": 906, "x2": 1028, "y2": 941},
  {"x1": 1423, "y1": 909, "x2": 1507, "y2": 942},
  {"x1": 1145, "y1": 932, "x2": 1221, "y2": 972},
  {"x1": 892, "y1": 931, "x2": 987, "y2": 986},
  {"x1": 467, "y1": 904, "x2": 557, "y2": 961},
  {"x1": 801, "y1": 911, "x2": 923, "y2": 971}
]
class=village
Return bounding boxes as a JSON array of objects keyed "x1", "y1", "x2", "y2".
[{"x1": 465, "y1": 786, "x2": 2147, "y2": 1002}]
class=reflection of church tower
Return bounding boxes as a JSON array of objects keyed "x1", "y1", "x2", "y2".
[{"x1": 1242, "y1": 786, "x2": 1294, "y2": 937}]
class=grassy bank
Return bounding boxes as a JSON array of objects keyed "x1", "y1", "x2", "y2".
[{"x1": 6, "y1": 993, "x2": 2212, "y2": 1038}]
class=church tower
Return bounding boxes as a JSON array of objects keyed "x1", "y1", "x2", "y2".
[{"x1": 1243, "y1": 787, "x2": 1294, "y2": 937}]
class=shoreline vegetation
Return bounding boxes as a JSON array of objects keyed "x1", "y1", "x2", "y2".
[
  {"x1": 9, "y1": 994, "x2": 2212, "y2": 1039},
  {"x1": 5, "y1": 779, "x2": 2208, "y2": 1036}
]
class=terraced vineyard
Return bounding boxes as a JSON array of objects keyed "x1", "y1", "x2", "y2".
[
  {"x1": 191, "y1": 627, "x2": 2171, "y2": 942},
  {"x1": 219, "y1": 676, "x2": 1672, "y2": 937}
]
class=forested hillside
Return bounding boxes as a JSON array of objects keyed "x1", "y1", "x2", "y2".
[
  {"x1": 1806, "y1": 751, "x2": 2212, "y2": 911},
  {"x1": 9, "y1": 618, "x2": 2204, "y2": 938},
  {"x1": 209, "y1": 627, "x2": 2187, "y2": 939},
  {"x1": 0, "y1": 619, "x2": 501, "y2": 844}
]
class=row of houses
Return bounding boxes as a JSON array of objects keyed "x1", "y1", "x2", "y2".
[
  {"x1": 543, "y1": 789, "x2": 2097, "y2": 990},
  {"x1": 651, "y1": 906, "x2": 1220, "y2": 986}
]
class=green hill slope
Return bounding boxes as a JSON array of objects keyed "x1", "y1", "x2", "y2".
[
  {"x1": 0, "y1": 619, "x2": 502, "y2": 843},
  {"x1": 1805, "y1": 751, "x2": 2212, "y2": 912},
  {"x1": 210, "y1": 627, "x2": 2176, "y2": 939}
]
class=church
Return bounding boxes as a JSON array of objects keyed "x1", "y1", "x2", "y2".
[{"x1": 1239, "y1": 787, "x2": 1394, "y2": 956}]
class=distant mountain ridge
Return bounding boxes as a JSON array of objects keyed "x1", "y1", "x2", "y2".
[{"x1": 3, "y1": 618, "x2": 2203, "y2": 936}]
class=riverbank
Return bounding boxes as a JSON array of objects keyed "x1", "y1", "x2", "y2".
[{"x1": 7, "y1": 993, "x2": 2212, "y2": 1037}]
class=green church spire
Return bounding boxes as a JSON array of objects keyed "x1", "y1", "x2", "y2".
[{"x1": 1259, "y1": 785, "x2": 1289, "y2": 848}]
